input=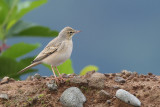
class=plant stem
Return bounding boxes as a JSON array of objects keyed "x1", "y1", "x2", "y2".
[
  {"x1": 1, "y1": 0, "x2": 19, "y2": 44},
  {"x1": 0, "y1": 28, "x2": 5, "y2": 44},
  {"x1": 2, "y1": 0, "x2": 19, "y2": 30}
]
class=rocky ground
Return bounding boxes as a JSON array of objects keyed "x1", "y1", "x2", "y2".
[{"x1": 0, "y1": 70, "x2": 160, "y2": 107}]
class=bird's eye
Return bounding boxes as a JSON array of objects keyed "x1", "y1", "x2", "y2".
[{"x1": 69, "y1": 31, "x2": 73, "y2": 34}]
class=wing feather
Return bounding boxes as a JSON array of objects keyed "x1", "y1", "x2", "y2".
[{"x1": 32, "y1": 40, "x2": 61, "y2": 63}]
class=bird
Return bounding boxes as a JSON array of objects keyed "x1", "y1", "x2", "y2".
[{"x1": 18, "y1": 26, "x2": 80, "y2": 82}]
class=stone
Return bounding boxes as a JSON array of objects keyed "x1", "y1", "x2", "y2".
[
  {"x1": 128, "y1": 75, "x2": 134, "y2": 80},
  {"x1": 9, "y1": 78, "x2": 15, "y2": 82},
  {"x1": 148, "y1": 72, "x2": 153, "y2": 76},
  {"x1": 46, "y1": 80, "x2": 58, "y2": 91},
  {"x1": 106, "y1": 100, "x2": 111, "y2": 104},
  {"x1": 116, "y1": 89, "x2": 141, "y2": 107},
  {"x1": 0, "y1": 77, "x2": 9, "y2": 84},
  {"x1": 70, "y1": 73, "x2": 78, "y2": 77},
  {"x1": 150, "y1": 76, "x2": 158, "y2": 81},
  {"x1": 113, "y1": 85, "x2": 120, "y2": 89},
  {"x1": 116, "y1": 73, "x2": 122, "y2": 77},
  {"x1": 60, "y1": 87, "x2": 86, "y2": 107},
  {"x1": 66, "y1": 73, "x2": 77, "y2": 78},
  {"x1": 42, "y1": 76, "x2": 48, "y2": 79},
  {"x1": 111, "y1": 73, "x2": 116, "y2": 77},
  {"x1": 61, "y1": 73, "x2": 69, "y2": 78},
  {"x1": 121, "y1": 70, "x2": 132, "y2": 76},
  {"x1": 83, "y1": 70, "x2": 96, "y2": 79},
  {"x1": 114, "y1": 76, "x2": 126, "y2": 83},
  {"x1": 133, "y1": 72, "x2": 138, "y2": 76},
  {"x1": 26, "y1": 76, "x2": 33, "y2": 81},
  {"x1": 0, "y1": 94, "x2": 9, "y2": 100},
  {"x1": 104, "y1": 73, "x2": 110, "y2": 77},
  {"x1": 88, "y1": 72, "x2": 106, "y2": 89},
  {"x1": 34, "y1": 73, "x2": 41, "y2": 79},
  {"x1": 98, "y1": 90, "x2": 112, "y2": 99},
  {"x1": 70, "y1": 76, "x2": 88, "y2": 84}
]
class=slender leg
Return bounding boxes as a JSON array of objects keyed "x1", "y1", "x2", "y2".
[
  {"x1": 51, "y1": 65, "x2": 58, "y2": 83},
  {"x1": 55, "y1": 66, "x2": 61, "y2": 76},
  {"x1": 55, "y1": 66, "x2": 65, "y2": 82}
]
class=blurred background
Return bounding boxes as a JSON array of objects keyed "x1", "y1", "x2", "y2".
[{"x1": 1, "y1": 0, "x2": 160, "y2": 80}]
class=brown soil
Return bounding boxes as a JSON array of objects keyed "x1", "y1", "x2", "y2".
[{"x1": 0, "y1": 72, "x2": 160, "y2": 107}]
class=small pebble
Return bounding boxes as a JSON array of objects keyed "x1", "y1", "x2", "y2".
[
  {"x1": 114, "y1": 77, "x2": 126, "y2": 83},
  {"x1": 60, "y1": 87, "x2": 86, "y2": 107},
  {"x1": 26, "y1": 76, "x2": 33, "y2": 81},
  {"x1": 98, "y1": 90, "x2": 112, "y2": 99},
  {"x1": 61, "y1": 73, "x2": 69, "y2": 78},
  {"x1": 132, "y1": 85, "x2": 139, "y2": 90},
  {"x1": 121, "y1": 70, "x2": 132, "y2": 75},
  {"x1": 0, "y1": 77, "x2": 9, "y2": 84},
  {"x1": 88, "y1": 72, "x2": 106, "y2": 89},
  {"x1": 148, "y1": 72, "x2": 153, "y2": 76},
  {"x1": 116, "y1": 89, "x2": 141, "y2": 107},
  {"x1": 106, "y1": 100, "x2": 111, "y2": 104},
  {"x1": 34, "y1": 73, "x2": 41, "y2": 79},
  {"x1": 9, "y1": 78, "x2": 15, "y2": 82},
  {"x1": 116, "y1": 73, "x2": 122, "y2": 77},
  {"x1": 133, "y1": 77, "x2": 138, "y2": 81},
  {"x1": 146, "y1": 78, "x2": 150, "y2": 81},
  {"x1": 42, "y1": 76, "x2": 48, "y2": 79},
  {"x1": 128, "y1": 75, "x2": 134, "y2": 80},
  {"x1": 46, "y1": 80, "x2": 58, "y2": 91},
  {"x1": 70, "y1": 76, "x2": 88, "y2": 84},
  {"x1": 0, "y1": 94, "x2": 9, "y2": 100},
  {"x1": 104, "y1": 73, "x2": 110, "y2": 77},
  {"x1": 151, "y1": 76, "x2": 158, "y2": 81},
  {"x1": 111, "y1": 73, "x2": 116, "y2": 77},
  {"x1": 113, "y1": 85, "x2": 120, "y2": 89}
]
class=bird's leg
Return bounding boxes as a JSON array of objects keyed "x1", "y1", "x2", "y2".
[
  {"x1": 55, "y1": 66, "x2": 65, "y2": 82},
  {"x1": 51, "y1": 65, "x2": 59, "y2": 83}
]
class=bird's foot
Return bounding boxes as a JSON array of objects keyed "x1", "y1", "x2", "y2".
[
  {"x1": 52, "y1": 76, "x2": 66, "y2": 84},
  {"x1": 52, "y1": 76, "x2": 59, "y2": 84},
  {"x1": 58, "y1": 76, "x2": 66, "y2": 83}
]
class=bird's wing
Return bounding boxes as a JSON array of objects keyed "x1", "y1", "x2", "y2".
[{"x1": 32, "y1": 42, "x2": 61, "y2": 63}]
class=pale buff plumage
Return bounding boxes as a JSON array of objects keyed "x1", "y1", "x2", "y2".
[{"x1": 18, "y1": 27, "x2": 80, "y2": 81}]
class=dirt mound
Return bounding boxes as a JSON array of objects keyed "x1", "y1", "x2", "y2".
[{"x1": 0, "y1": 71, "x2": 160, "y2": 107}]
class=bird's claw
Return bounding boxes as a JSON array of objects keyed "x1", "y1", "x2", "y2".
[{"x1": 52, "y1": 76, "x2": 66, "y2": 84}]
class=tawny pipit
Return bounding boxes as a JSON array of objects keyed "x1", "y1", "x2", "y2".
[{"x1": 18, "y1": 27, "x2": 80, "y2": 82}]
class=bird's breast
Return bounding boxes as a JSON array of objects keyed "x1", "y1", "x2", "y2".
[{"x1": 43, "y1": 40, "x2": 73, "y2": 66}]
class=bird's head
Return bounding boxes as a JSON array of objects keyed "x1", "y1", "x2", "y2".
[{"x1": 58, "y1": 27, "x2": 80, "y2": 40}]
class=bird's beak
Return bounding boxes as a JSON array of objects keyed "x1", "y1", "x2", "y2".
[{"x1": 75, "y1": 30, "x2": 81, "y2": 34}]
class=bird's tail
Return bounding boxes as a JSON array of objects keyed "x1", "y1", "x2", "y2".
[{"x1": 18, "y1": 62, "x2": 41, "y2": 74}]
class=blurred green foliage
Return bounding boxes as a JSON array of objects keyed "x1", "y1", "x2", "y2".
[
  {"x1": 80, "y1": 65, "x2": 99, "y2": 75},
  {"x1": 0, "y1": 0, "x2": 73, "y2": 80}
]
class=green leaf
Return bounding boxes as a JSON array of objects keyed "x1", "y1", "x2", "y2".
[
  {"x1": 13, "y1": 57, "x2": 37, "y2": 79},
  {"x1": 1, "y1": 42, "x2": 40, "y2": 59},
  {"x1": 7, "y1": 21, "x2": 58, "y2": 37},
  {"x1": 7, "y1": 20, "x2": 36, "y2": 37},
  {"x1": 4, "y1": 0, "x2": 18, "y2": 30},
  {"x1": 0, "y1": 56, "x2": 18, "y2": 78},
  {"x1": 0, "y1": 56, "x2": 37, "y2": 80},
  {"x1": 57, "y1": 59, "x2": 74, "y2": 74},
  {"x1": 16, "y1": 0, "x2": 47, "y2": 21},
  {"x1": 5, "y1": 0, "x2": 15, "y2": 8},
  {"x1": 80, "y1": 65, "x2": 99, "y2": 75},
  {"x1": 43, "y1": 59, "x2": 74, "y2": 75},
  {"x1": 7, "y1": 0, "x2": 47, "y2": 30},
  {"x1": 15, "y1": 26, "x2": 58, "y2": 37},
  {"x1": 0, "y1": 0, "x2": 9, "y2": 25}
]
